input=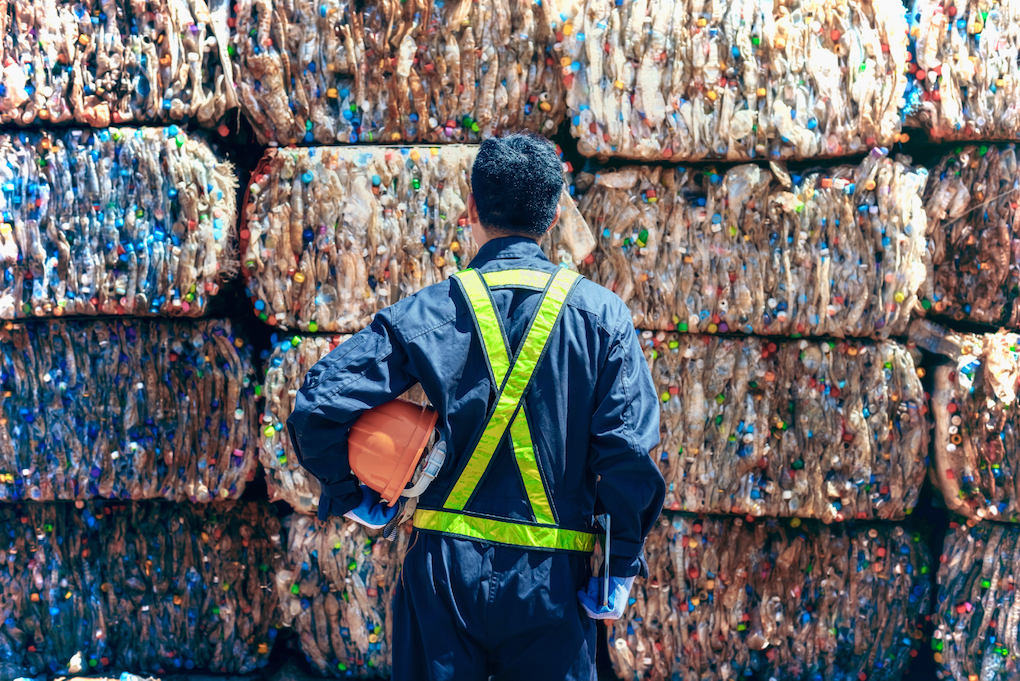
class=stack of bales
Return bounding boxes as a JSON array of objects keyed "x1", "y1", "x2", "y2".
[{"x1": 0, "y1": 7, "x2": 274, "y2": 675}]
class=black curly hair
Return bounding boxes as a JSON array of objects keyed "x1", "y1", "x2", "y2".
[{"x1": 470, "y1": 132, "x2": 564, "y2": 238}]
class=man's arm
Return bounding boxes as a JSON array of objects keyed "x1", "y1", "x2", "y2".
[
  {"x1": 589, "y1": 320, "x2": 665, "y2": 578},
  {"x1": 287, "y1": 308, "x2": 417, "y2": 520}
]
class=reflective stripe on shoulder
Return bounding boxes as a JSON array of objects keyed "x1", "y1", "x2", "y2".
[
  {"x1": 413, "y1": 508, "x2": 596, "y2": 553},
  {"x1": 482, "y1": 269, "x2": 552, "y2": 290}
]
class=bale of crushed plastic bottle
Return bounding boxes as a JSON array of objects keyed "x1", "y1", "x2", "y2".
[
  {"x1": 911, "y1": 319, "x2": 1020, "y2": 523},
  {"x1": 229, "y1": 0, "x2": 566, "y2": 146},
  {"x1": 0, "y1": 0, "x2": 236, "y2": 128},
  {"x1": 554, "y1": 0, "x2": 909, "y2": 162},
  {"x1": 0, "y1": 501, "x2": 283, "y2": 679},
  {"x1": 933, "y1": 521, "x2": 1020, "y2": 681},
  {"x1": 0, "y1": 318, "x2": 258, "y2": 502},
  {"x1": 0, "y1": 128, "x2": 237, "y2": 319},
  {"x1": 574, "y1": 149, "x2": 928, "y2": 336},
  {"x1": 920, "y1": 144, "x2": 1020, "y2": 328},
  {"x1": 609, "y1": 514, "x2": 931, "y2": 681},
  {"x1": 276, "y1": 514, "x2": 408, "y2": 678},
  {"x1": 641, "y1": 332, "x2": 928, "y2": 522},
  {"x1": 260, "y1": 333, "x2": 427, "y2": 514},
  {"x1": 241, "y1": 145, "x2": 594, "y2": 331},
  {"x1": 907, "y1": 0, "x2": 1020, "y2": 142}
]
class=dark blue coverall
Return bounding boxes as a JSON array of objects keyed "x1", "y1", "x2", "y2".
[{"x1": 288, "y1": 236, "x2": 666, "y2": 680}]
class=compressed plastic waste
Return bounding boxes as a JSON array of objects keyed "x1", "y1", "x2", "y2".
[
  {"x1": 229, "y1": 0, "x2": 566, "y2": 146},
  {"x1": 574, "y1": 148, "x2": 928, "y2": 336},
  {"x1": 933, "y1": 522, "x2": 1020, "y2": 680},
  {"x1": 911, "y1": 319, "x2": 1020, "y2": 523},
  {"x1": 241, "y1": 145, "x2": 593, "y2": 331},
  {"x1": 276, "y1": 514, "x2": 408, "y2": 678},
  {"x1": 609, "y1": 513, "x2": 931, "y2": 681},
  {"x1": 260, "y1": 333, "x2": 427, "y2": 514},
  {"x1": 0, "y1": 501, "x2": 283, "y2": 679},
  {"x1": 0, "y1": 318, "x2": 258, "y2": 502},
  {"x1": 0, "y1": 0, "x2": 237, "y2": 128},
  {"x1": 554, "y1": 0, "x2": 909, "y2": 161},
  {"x1": 907, "y1": 0, "x2": 1020, "y2": 142},
  {"x1": 641, "y1": 332, "x2": 928, "y2": 521},
  {"x1": 0, "y1": 128, "x2": 237, "y2": 319},
  {"x1": 921, "y1": 144, "x2": 1020, "y2": 328}
]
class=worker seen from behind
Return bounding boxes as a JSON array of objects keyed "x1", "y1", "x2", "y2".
[{"x1": 287, "y1": 132, "x2": 666, "y2": 680}]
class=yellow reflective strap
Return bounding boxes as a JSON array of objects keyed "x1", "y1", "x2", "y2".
[
  {"x1": 509, "y1": 410, "x2": 555, "y2": 525},
  {"x1": 444, "y1": 268, "x2": 581, "y2": 511},
  {"x1": 414, "y1": 508, "x2": 595, "y2": 553},
  {"x1": 453, "y1": 270, "x2": 511, "y2": 385},
  {"x1": 483, "y1": 269, "x2": 552, "y2": 290}
]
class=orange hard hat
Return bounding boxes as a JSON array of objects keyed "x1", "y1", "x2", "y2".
[{"x1": 348, "y1": 399, "x2": 439, "y2": 506}]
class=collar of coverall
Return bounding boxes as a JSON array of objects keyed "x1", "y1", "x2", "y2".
[{"x1": 470, "y1": 236, "x2": 549, "y2": 269}]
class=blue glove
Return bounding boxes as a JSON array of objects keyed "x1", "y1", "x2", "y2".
[
  {"x1": 343, "y1": 485, "x2": 399, "y2": 529},
  {"x1": 577, "y1": 575, "x2": 635, "y2": 620}
]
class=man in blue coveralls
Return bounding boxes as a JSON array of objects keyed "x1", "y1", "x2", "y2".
[{"x1": 287, "y1": 132, "x2": 666, "y2": 680}]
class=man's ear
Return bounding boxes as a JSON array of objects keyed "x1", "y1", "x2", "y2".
[
  {"x1": 546, "y1": 204, "x2": 561, "y2": 233},
  {"x1": 467, "y1": 193, "x2": 479, "y2": 224}
]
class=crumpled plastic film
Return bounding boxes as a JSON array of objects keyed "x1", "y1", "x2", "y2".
[
  {"x1": 229, "y1": 0, "x2": 566, "y2": 146},
  {"x1": 276, "y1": 514, "x2": 408, "y2": 677},
  {"x1": 0, "y1": 501, "x2": 283, "y2": 678},
  {"x1": 920, "y1": 144, "x2": 1020, "y2": 328},
  {"x1": 0, "y1": 128, "x2": 238, "y2": 320},
  {"x1": 0, "y1": 0, "x2": 237, "y2": 127},
  {"x1": 641, "y1": 332, "x2": 928, "y2": 521},
  {"x1": 911, "y1": 319, "x2": 1020, "y2": 523},
  {"x1": 241, "y1": 145, "x2": 594, "y2": 331},
  {"x1": 933, "y1": 522, "x2": 1020, "y2": 680},
  {"x1": 609, "y1": 514, "x2": 932, "y2": 681},
  {"x1": 907, "y1": 0, "x2": 1020, "y2": 142},
  {"x1": 260, "y1": 333, "x2": 427, "y2": 514},
  {"x1": 553, "y1": 0, "x2": 909, "y2": 161},
  {"x1": 0, "y1": 318, "x2": 258, "y2": 502},
  {"x1": 575, "y1": 149, "x2": 929, "y2": 336}
]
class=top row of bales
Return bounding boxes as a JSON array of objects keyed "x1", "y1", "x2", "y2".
[{"x1": 0, "y1": 0, "x2": 1012, "y2": 157}]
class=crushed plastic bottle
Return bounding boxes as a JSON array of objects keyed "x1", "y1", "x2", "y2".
[
  {"x1": 574, "y1": 151, "x2": 929, "y2": 337},
  {"x1": 0, "y1": 128, "x2": 237, "y2": 319},
  {"x1": 229, "y1": 0, "x2": 566, "y2": 145},
  {"x1": 610, "y1": 513, "x2": 931, "y2": 681},
  {"x1": 555, "y1": 0, "x2": 909, "y2": 161},
  {"x1": 0, "y1": 0, "x2": 236, "y2": 127},
  {"x1": 0, "y1": 319, "x2": 258, "y2": 502},
  {"x1": 241, "y1": 145, "x2": 593, "y2": 331},
  {"x1": 646, "y1": 333, "x2": 928, "y2": 521}
]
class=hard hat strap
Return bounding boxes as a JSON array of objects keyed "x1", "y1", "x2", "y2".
[{"x1": 444, "y1": 268, "x2": 580, "y2": 520}]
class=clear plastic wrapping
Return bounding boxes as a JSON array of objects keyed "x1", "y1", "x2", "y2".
[
  {"x1": 907, "y1": 0, "x2": 1020, "y2": 142},
  {"x1": 241, "y1": 145, "x2": 593, "y2": 331},
  {"x1": 0, "y1": 501, "x2": 283, "y2": 679},
  {"x1": 554, "y1": 0, "x2": 909, "y2": 161},
  {"x1": 911, "y1": 319, "x2": 1020, "y2": 523},
  {"x1": 921, "y1": 144, "x2": 1020, "y2": 328},
  {"x1": 228, "y1": 0, "x2": 566, "y2": 146},
  {"x1": 276, "y1": 515, "x2": 408, "y2": 678},
  {"x1": 934, "y1": 522, "x2": 1020, "y2": 681},
  {"x1": 0, "y1": 128, "x2": 237, "y2": 319},
  {"x1": 610, "y1": 514, "x2": 932, "y2": 681},
  {"x1": 642, "y1": 332, "x2": 928, "y2": 521},
  {"x1": 575, "y1": 149, "x2": 929, "y2": 336},
  {"x1": 260, "y1": 333, "x2": 426, "y2": 514},
  {"x1": 0, "y1": 0, "x2": 236, "y2": 127},
  {"x1": 0, "y1": 318, "x2": 258, "y2": 502}
]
